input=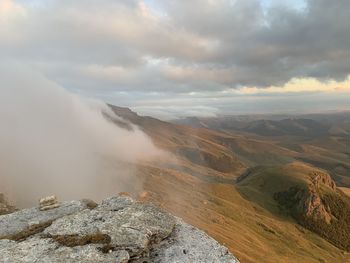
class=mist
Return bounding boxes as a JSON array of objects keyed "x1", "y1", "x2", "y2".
[{"x1": 0, "y1": 66, "x2": 164, "y2": 207}]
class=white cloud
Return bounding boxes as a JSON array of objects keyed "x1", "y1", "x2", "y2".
[
  {"x1": 237, "y1": 76, "x2": 350, "y2": 94},
  {"x1": 0, "y1": 65, "x2": 165, "y2": 206}
]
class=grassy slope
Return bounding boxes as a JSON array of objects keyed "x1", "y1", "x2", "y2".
[
  {"x1": 136, "y1": 162, "x2": 349, "y2": 263},
  {"x1": 339, "y1": 187, "x2": 350, "y2": 197},
  {"x1": 109, "y1": 106, "x2": 350, "y2": 262},
  {"x1": 297, "y1": 142, "x2": 350, "y2": 187},
  {"x1": 237, "y1": 162, "x2": 350, "y2": 261}
]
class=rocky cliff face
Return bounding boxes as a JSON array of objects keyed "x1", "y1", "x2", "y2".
[
  {"x1": 0, "y1": 196, "x2": 239, "y2": 263},
  {"x1": 298, "y1": 171, "x2": 336, "y2": 223},
  {"x1": 274, "y1": 170, "x2": 350, "y2": 251},
  {"x1": 274, "y1": 170, "x2": 337, "y2": 224}
]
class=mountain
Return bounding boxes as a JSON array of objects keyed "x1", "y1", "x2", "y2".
[
  {"x1": 240, "y1": 118, "x2": 329, "y2": 137},
  {"x1": 175, "y1": 113, "x2": 350, "y2": 138},
  {"x1": 238, "y1": 162, "x2": 350, "y2": 251},
  {"x1": 2, "y1": 106, "x2": 348, "y2": 262},
  {"x1": 174, "y1": 113, "x2": 350, "y2": 188},
  {"x1": 108, "y1": 106, "x2": 350, "y2": 263}
]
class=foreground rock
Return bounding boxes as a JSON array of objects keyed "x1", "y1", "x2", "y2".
[
  {"x1": 0, "y1": 200, "x2": 89, "y2": 241},
  {"x1": 39, "y1": 195, "x2": 60, "y2": 211},
  {"x1": 0, "y1": 193, "x2": 16, "y2": 215},
  {"x1": 0, "y1": 196, "x2": 239, "y2": 263}
]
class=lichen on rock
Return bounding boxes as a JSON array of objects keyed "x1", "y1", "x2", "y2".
[
  {"x1": 0, "y1": 195, "x2": 239, "y2": 263},
  {"x1": 0, "y1": 200, "x2": 89, "y2": 241}
]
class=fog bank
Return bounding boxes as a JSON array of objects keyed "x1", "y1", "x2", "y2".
[{"x1": 0, "y1": 67, "x2": 164, "y2": 207}]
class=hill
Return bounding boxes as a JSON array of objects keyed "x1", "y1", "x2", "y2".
[
  {"x1": 108, "y1": 106, "x2": 350, "y2": 263},
  {"x1": 238, "y1": 162, "x2": 350, "y2": 251},
  {"x1": 174, "y1": 112, "x2": 350, "y2": 138},
  {"x1": 174, "y1": 113, "x2": 350, "y2": 188}
]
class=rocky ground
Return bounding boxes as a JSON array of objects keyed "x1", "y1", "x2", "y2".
[{"x1": 0, "y1": 195, "x2": 239, "y2": 263}]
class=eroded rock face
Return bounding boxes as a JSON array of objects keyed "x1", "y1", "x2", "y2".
[
  {"x1": 297, "y1": 171, "x2": 337, "y2": 223},
  {"x1": 0, "y1": 196, "x2": 239, "y2": 263},
  {"x1": 297, "y1": 190, "x2": 332, "y2": 223},
  {"x1": 310, "y1": 171, "x2": 336, "y2": 191},
  {"x1": 275, "y1": 170, "x2": 338, "y2": 224}
]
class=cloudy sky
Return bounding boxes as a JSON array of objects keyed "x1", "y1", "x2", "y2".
[{"x1": 1, "y1": 0, "x2": 350, "y2": 119}]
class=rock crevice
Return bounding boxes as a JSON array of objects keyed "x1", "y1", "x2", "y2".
[{"x1": 0, "y1": 196, "x2": 239, "y2": 263}]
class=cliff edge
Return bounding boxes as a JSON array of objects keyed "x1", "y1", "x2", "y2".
[{"x1": 0, "y1": 195, "x2": 239, "y2": 263}]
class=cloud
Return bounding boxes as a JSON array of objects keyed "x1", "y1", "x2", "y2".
[
  {"x1": 0, "y1": 0, "x2": 350, "y2": 116},
  {"x1": 133, "y1": 105, "x2": 220, "y2": 120},
  {"x1": 0, "y1": 65, "x2": 165, "y2": 207},
  {"x1": 237, "y1": 76, "x2": 350, "y2": 94}
]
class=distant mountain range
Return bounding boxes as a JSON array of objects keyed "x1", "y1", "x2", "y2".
[
  {"x1": 106, "y1": 105, "x2": 350, "y2": 263},
  {"x1": 174, "y1": 112, "x2": 350, "y2": 137}
]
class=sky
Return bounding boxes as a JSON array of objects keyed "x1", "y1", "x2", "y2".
[{"x1": 1, "y1": 0, "x2": 350, "y2": 119}]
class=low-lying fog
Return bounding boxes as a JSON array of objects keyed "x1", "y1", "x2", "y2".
[{"x1": 0, "y1": 66, "x2": 164, "y2": 207}]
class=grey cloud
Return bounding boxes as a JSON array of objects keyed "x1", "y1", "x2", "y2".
[
  {"x1": 156, "y1": 0, "x2": 350, "y2": 86},
  {"x1": 1, "y1": 0, "x2": 350, "y2": 116}
]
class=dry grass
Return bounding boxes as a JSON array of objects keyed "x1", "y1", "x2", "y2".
[
  {"x1": 51, "y1": 233, "x2": 111, "y2": 247},
  {"x1": 136, "y1": 163, "x2": 350, "y2": 263},
  {"x1": 339, "y1": 187, "x2": 350, "y2": 197},
  {"x1": 110, "y1": 107, "x2": 350, "y2": 263}
]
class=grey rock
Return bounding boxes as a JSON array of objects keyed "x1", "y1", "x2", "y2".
[
  {"x1": 0, "y1": 193, "x2": 16, "y2": 215},
  {"x1": 0, "y1": 196, "x2": 239, "y2": 262},
  {"x1": 44, "y1": 202, "x2": 176, "y2": 258},
  {"x1": 0, "y1": 203, "x2": 14, "y2": 215},
  {"x1": 0, "y1": 238, "x2": 129, "y2": 263},
  {"x1": 97, "y1": 195, "x2": 134, "y2": 211},
  {"x1": 0, "y1": 200, "x2": 88, "y2": 240},
  {"x1": 145, "y1": 218, "x2": 239, "y2": 263}
]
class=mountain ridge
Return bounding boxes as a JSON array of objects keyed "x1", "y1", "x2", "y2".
[{"x1": 107, "y1": 105, "x2": 350, "y2": 262}]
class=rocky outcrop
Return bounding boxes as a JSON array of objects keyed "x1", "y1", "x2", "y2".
[
  {"x1": 300, "y1": 171, "x2": 336, "y2": 223},
  {"x1": 275, "y1": 170, "x2": 337, "y2": 224},
  {"x1": 274, "y1": 170, "x2": 350, "y2": 251},
  {"x1": 0, "y1": 200, "x2": 89, "y2": 241},
  {"x1": 295, "y1": 189, "x2": 332, "y2": 223},
  {"x1": 0, "y1": 196, "x2": 239, "y2": 263},
  {"x1": 39, "y1": 195, "x2": 60, "y2": 211},
  {"x1": 0, "y1": 193, "x2": 16, "y2": 215},
  {"x1": 310, "y1": 171, "x2": 336, "y2": 191}
]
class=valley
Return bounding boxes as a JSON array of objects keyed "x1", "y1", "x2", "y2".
[{"x1": 110, "y1": 106, "x2": 350, "y2": 263}]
